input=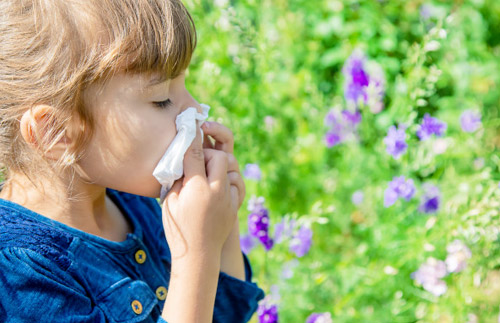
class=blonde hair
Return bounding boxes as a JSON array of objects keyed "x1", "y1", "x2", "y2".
[{"x1": 0, "y1": 0, "x2": 196, "y2": 180}]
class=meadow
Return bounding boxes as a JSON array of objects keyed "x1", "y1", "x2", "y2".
[{"x1": 185, "y1": 0, "x2": 500, "y2": 322}]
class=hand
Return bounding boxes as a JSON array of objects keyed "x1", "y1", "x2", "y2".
[
  {"x1": 162, "y1": 127, "x2": 237, "y2": 261},
  {"x1": 201, "y1": 121, "x2": 245, "y2": 210},
  {"x1": 201, "y1": 121, "x2": 246, "y2": 280}
]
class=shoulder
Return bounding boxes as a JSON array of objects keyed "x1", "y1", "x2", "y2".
[
  {"x1": 0, "y1": 200, "x2": 73, "y2": 271},
  {"x1": 0, "y1": 246, "x2": 104, "y2": 322},
  {"x1": 0, "y1": 206, "x2": 84, "y2": 303}
]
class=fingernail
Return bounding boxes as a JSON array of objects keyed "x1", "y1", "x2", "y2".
[{"x1": 202, "y1": 121, "x2": 210, "y2": 129}]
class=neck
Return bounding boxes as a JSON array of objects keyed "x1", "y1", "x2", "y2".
[{"x1": 0, "y1": 171, "x2": 131, "y2": 242}]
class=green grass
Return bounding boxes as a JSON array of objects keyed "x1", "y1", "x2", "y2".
[{"x1": 186, "y1": 0, "x2": 500, "y2": 321}]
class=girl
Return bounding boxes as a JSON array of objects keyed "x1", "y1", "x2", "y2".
[{"x1": 0, "y1": 0, "x2": 264, "y2": 322}]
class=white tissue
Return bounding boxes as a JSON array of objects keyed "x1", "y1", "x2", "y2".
[{"x1": 153, "y1": 104, "x2": 210, "y2": 201}]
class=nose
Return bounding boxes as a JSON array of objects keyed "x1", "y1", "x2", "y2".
[{"x1": 181, "y1": 91, "x2": 202, "y2": 114}]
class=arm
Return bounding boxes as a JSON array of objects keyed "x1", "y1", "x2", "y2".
[
  {"x1": 220, "y1": 217, "x2": 245, "y2": 281},
  {"x1": 162, "y1": 252, "x2": 221, "y2": 323},
  {"x1": 160, "y1": 128, "x2": 240, "y2": 323},
  {"x1": 200, "y1": 121, "x2": 265, "y2": 322},
  {"x1": 201, "y1": 121, "x2": 246, "y2": 281},
  {"x1": 160, "y1": 228, "x2": 264, "y2": 323}
]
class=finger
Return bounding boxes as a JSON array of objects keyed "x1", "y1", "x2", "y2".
[
  {"x1": 166, "y1": 178, "x2": 183, "y2": 200},
  {"x1": 163, "y1": 179, "x2": 182, "y2": 210},
  {"x1": 202, "y1": 133, "x2": 214, "y2": 149},
  {"x1": 228, "y1": 171, "x2": 245, "y2": 208},
  {"x1": 201, "y1": 121, "x2": 234, "y2": 153},
  {"x1": 183, "y1": 126, "x2": 206, "y2": 182},
  {"x1": 226, "y1": 153, "x2": 240, "y2": 173},
  {"x1": 203, "y1": 148, "x2": 229, "y2": 187},
  {"x1": 162, "y1": 179, "x2": 181, "y2": 224},
  {"x1": 230, "y1": 185, "x2": 240, "y2": 211}
]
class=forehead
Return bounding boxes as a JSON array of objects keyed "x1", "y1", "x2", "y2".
[
  {"x1": 100, "y1": 72, "x2": 170, "y2": 92},
  {"x1": 147, "y1": 74, "x2": 170, "y2": 88},
  {"x1": 82, "y1": 73, "x2": 168, "y2": 108}
]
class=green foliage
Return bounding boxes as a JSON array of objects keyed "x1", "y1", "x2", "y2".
[{"x1": 185, "y1": 0, "x2": 499, "y2": 321}]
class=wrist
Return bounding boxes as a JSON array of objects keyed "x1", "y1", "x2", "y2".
[
  {"x1": 163, "y1": 249, "x2": 221, "y2": 322},
  {"x1": 171, "y1": 250, "x2": 221, "y2": 277},
  {"x1": 220, "y1": 219, "x2": 245, "y2": 281},
  {"x1": 223, "y1": 218, "x2": 241, "y2": 246}
]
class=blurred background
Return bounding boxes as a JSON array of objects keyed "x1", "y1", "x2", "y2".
[{"x1": 185, "y1": 0, "x2": 500, "y2": 322}]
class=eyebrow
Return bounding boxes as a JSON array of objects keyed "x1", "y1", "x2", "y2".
[{"x1": 146, "y1": 76, "x2": 168, "y2": 88}]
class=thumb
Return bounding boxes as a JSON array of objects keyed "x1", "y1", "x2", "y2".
[
  {"x1": 165, "y1": 178, "x2": 182, "y2": 201},
  {"x1": 182, "y1": 125, "x2": 206, "y2": 183},
  {"x1": 163, "y1": 179, "x2": 182, "y2": 211}
]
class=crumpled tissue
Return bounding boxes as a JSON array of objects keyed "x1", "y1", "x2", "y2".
[{"x1": 153, "y1": 103, "x2": 210, "y2": 201}]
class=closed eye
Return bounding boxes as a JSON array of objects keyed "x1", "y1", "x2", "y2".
[{"x1": 153, "y1": 99, "x2": 172, "y2": 109}]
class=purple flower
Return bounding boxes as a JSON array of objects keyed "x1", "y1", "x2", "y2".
[
  {"x1": 420, "y1": 4, "x2": 433, "y2": 20},
  {"x1": 248, "y1": 196, "x2": 274, "y2": 251},
  {"x1": 274, "y1": 218, "x2": 296, "y2": 244},
  {"x1": 383, "y1": 124, "x2": 408, "y2": 159},
  {"x1": 343, "y1": 50, "x2": 386, "y2": 113},
  {"x1": 289, "y1": 225, "x2": 313, "y2": 257},
  {"x1": 306, "y1": 313, "x2": 323, "y2": 323},
  {"x1": 384, "y1": 176, "x2": 416, "y2": 207},
  {"x1": 281, "y1": 259, "x2": 299, "y2": 280},
  {"x1": 351, "y1": 190, "x2": 364, "y2": 206},
  {"x1": 248, "y1": 195, "x2": 265, "y2": 212},
  {"x1": 411, "y1": 257, "x2": 448, "y2": 296},
  {"x1": 343, "y1": 51, "x2": 370, "y2": 105},
  {"x1": 365, "y1": 65, "x2": 386, "y2": 113},
  {"x1": 243, "y1": 163, "x2": 262, "y2": 180},
  {"x1": 240, "y1": 233, "x2": 256, "y2": 254},
  {"x1": 460, "y1": 110, "x2": 482, "y2": 133},
  {"x1": 324, "y1": 108, "x2": 362, "y2": 148},
  {"x1": 257, "y1": 301, "x2": 279, "y2": 323},
  {"x1": 324, "y1": 110, "x2": 338, "y2": 127},
  {"x1": 416, "y1": 114, "x2": 447, "y2": 141},
  {"x1": 324, "y1": 130, "x2": 342, "y2": 148},
  {"x1": 384, "y1": 188, "x2": 398, "y2": 208},
  {"x1": 342, "y1": 110, "x2": 362, "y2": 125},
  {"x1": 445, "y1": 240, "x2": 472, "y2": 273},
  {"x1": 420, "y1": 3, "x2": 442, "y2": 21},
  {"x1": 269, "y1": 285, "x2": 281, "y2": 302},
  {"x1": 418, "y1": 184, "x2": 441, "y2": 214},
  {"x1": 306, "y1": 312, "x2": 333, "y2": 323}
]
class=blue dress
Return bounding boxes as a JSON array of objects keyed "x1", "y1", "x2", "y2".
[{"x1": 0, "y1": 189, "x2": 264, "y2": 322}]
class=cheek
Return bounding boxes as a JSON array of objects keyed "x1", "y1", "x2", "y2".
[
  {"x1": 115, "y1": 114, "x2": 178, "y2": 172},
  {"x1": 137, "y1": 124, "x2": 178, "y2": 170},
  {"x1": 77, "y1": 111, "x2": 178, "y2": 188}
]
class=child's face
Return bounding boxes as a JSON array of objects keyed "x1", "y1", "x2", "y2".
[{"x1": 78, "y1": 71, "x2": 200, "y2": 197}]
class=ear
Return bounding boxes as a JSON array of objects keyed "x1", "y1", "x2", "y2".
[{"x1": 19, "y1": 105, "x2": 73, "y2": 161}]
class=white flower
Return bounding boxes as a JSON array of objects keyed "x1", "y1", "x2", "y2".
[
  {"x1": 411, "y1": 257, "x2": 448, "y2": 297},
  {"x1": 424, "y1": 40, "x2": 441, "y2": 52},
  {"x1": 315, "y1": 313, "x2": 333, "y2": 323},
  {"x1": 445, "y1": 240, "x2": 472, "y2": 273},
  {"x1": 214, "y1": 0, "x2": 229, "y2": 7}
]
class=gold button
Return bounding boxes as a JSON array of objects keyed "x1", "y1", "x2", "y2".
[
  {"x1": 135, "y1": 250, "x2": 146, "y2": 264},
  {"x1": 156, "y1": 286, "x2": 168, "y2": 300},
  {"x1": 131, "y1": 300, "x2": 143, "y2": 315}
]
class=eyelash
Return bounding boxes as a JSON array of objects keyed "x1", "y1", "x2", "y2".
[{"x1": 153, "y1": 99, "x2": 172, "y2": 109}]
